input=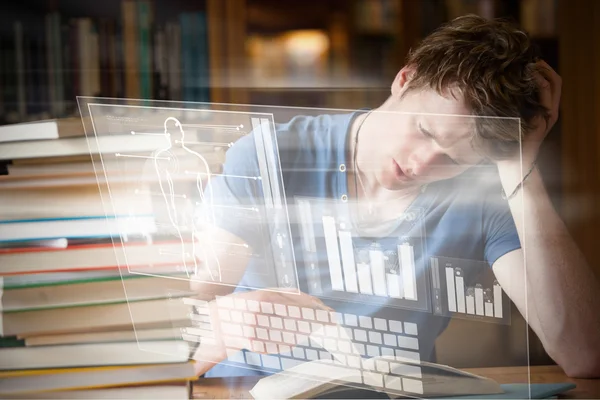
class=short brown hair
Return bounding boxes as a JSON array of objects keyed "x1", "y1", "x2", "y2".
[{"x1": 405, "y1": 14, "x2": 549, "y2": 160}]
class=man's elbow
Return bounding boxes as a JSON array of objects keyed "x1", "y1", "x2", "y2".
[{"x1": 560, "y1": 354, "x2": 600, "y2": 378}]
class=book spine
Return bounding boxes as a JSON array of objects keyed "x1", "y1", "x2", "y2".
[{"x1": 138, "y1": 0, "x2": 153, "y2": 101}]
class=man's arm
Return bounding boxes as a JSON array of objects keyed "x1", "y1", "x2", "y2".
[
  {"x1": 492, "y1": 167, "x2": 600, "y2": 377},
  {"x1": 493, "y1": 61, "x2": 600, "y2": 378}
]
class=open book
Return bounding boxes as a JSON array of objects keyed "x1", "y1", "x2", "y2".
[{"x1": 249, "y1": 356, "x2": 503, "y2": 399}]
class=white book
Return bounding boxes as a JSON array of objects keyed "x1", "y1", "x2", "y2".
[
  {"x1": 0, "y1": 133, "x2": 166, "y2": 160},
  {"x1": 0, "y1": 340, "x2": 190, "y2": 370},
  {"x1": 0, "y1": 215, "x2": 156, "y2": 242},
  {"x1": 0, "y1": 117, "x2": 84, "y2": 143}
]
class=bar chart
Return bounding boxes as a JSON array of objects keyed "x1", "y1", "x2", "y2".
[
  {"x1": 431, "y1": 256, "x2": 508, "y2": 323},
  {"x1": 321, "y1": 214, "x2": 419, "y2": 301}
]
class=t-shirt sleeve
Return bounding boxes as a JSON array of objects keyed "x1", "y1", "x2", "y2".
[
  {"x1": 202, "y1": 134, "x2": 264, "y2": 251},
  {"x1": 483, "y1": 193, "x2": 522, "y2": 266}
]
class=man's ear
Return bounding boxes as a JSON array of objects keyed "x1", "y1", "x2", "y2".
[{"x1": 391, "y1": 66, "x2": 415, "y2": 97}]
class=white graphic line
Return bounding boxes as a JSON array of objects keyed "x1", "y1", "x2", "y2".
[
  {"x1": 175, "y1": 140, "x2": 232, "y2": 147},
  {"x1": 211, "y1": 241, "x2": 249, "y2": 248},
  {"x1": 185, "y1": 171, "x2": 260, "y2": 180},
  {"x1": 130, "y1": 131, "x2": 165, "y2": 136},
  {"x1": 134, "y1": 189, "x2": 187, "y2": 199},
  {"x1": 203, "y1": 203, "x2": 258, "y2": 212},
  {"x1": 182, "y1": 123, "x2": 244, "y2": 129},
  {"x1": 116, "y1": 153, "x2": 170, "y2": 160}
]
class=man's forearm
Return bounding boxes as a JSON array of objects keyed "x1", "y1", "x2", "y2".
[{"x1": 498, "y1": 163, "x2": 600, "y2": 376}]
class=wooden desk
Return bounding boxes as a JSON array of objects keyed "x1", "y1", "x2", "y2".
[{"x1": 192, "y1": 365, "x2": 599, "y2": 399}]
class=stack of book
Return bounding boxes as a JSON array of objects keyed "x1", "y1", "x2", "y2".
[{"x1": 0, "y1": 117, "x2": 220, "y2": 398}]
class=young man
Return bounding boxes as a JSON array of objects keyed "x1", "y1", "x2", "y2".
[{"x1": 191, "y1": 15, "x2": 600, "y2": 378}]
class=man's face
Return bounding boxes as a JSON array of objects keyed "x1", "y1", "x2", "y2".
[{"x1": 370, "y1": 86, "x2": 485, "y2": 191}]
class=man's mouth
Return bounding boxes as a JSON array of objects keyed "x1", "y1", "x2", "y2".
[{"x1": 392, "y1": 159, "x2": 408, "y2": 180}]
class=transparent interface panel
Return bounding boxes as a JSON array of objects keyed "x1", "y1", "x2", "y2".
[
  {"x1": 80, "y1": 100, "x2": 298, "y2": 293},
  {"x1": 78, "y1": 98, "x2": 530, "y2": 399}
]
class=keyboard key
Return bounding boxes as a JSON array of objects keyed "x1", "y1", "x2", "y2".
[
  {"x1": 261, "y1": 354, "x2": 281, "y2": 369},
  {"x1": 283, "y1": 319, "x2": 297, "y2": 331},
  {"x1": 359, "y1": 316, "x2": 372, "y2": 329},
  {"x1": 316, "y1": 309, "x2": 329, "y2": 322},
  {"x1": 265, "y1": 342, "x2": 278, "y2": 354},
  {"x1": 389, "y1": 320, "x2": 403, "y2": 333},
  {"x1": 397, "y1": 336, "x2": 419, "y2": 350},
  {"x1": 301, "y1": 308, "x2": 315, "y2": 320},
  {"x1": 368, "y1": 331, "x2": 382, "y2": 344},
  {"x1": 404, "y1": 322, "x2": 418, "y2": 336},
  {"x1": 218, "y1": 309, "x2": 230, "y2": 321},
  {"x1": 282, "y1": 331, "x2": 296, "y2": 344},
  {"x1": 288, "y1": 306, "x2": 301, "y2": 318},
  {"x1": 247, "y1": 300, "x2": 260, "y2": 312},
  {"x1": 337, "y1": 341, "x2": 352, "y2": 353},
  {"x1": 221, "y1": 323, "x2": 243, "y2": 336},
  {"x1": 256, "y1": 328, "x2": 269, "y2": 340},
  {"x1": 269, "y1": 330, "x2": 282, "y2": 342},
  {"x1": 366, "y1": 345, "x2": 380, "y2": 357},
  {"x1": 373, "y1": 318, "x2": 387, "y2": 331},
  {"x1": 226, "y1": 348, "x2": 245, "y2": 363},
  {"x1": 216, "y1": 296, "x2": 234, "y2": 308},
  {"x1": 383, "y1": 375, "x2": 403, "y2": 391},
  {"x1": 230, "y1": 311, "x2": 243, "y2": 323},
  {"x1": 281, "y1": 357, "x2": 303, "y2": 370},
  {"x1": 245, "y1": 351, "x2": 262, "y2": 366},
  {"x1": 332, "y1": 353, "x2": 346, "y2": 365},
  {"x1": 242, "y1": 326, "x2": 256, "y2": 338},
  {"x1": 354, "y1": 343, "x2": 366, "y2": 356},
  {"x1": 383, "y1": 333, "x2": 397, "y2": 347},
  {"x1": 279, "y1": 344, "x2": 292, "y2": 356},
  {"x1": 243, "y1": 313, "x2": 257, "y2": 326},
  {"x1": 324, "y1": 325, "x2": 338, "y2": 338},
  {"x1": 381, "y1": 347, "x2": 395, "y2": 357},
  {"x1": 292, "y1": 347, "x2": 305, "y2": 359},
  {"x1": 347, "y1": 355, "x2": 361, "y2": 368},
  {"x1": 311, "y1": 323, "x2": 324, "y2": 334},
  {"x1": 324, "y1": 338, "x2": 337, "y2": 351},
  {"x1": 403, "y1": 378, "x2": 424, "y2": 394},
  {"x1": 257, "y1": 315, "x2": 270, "y2": 327},
  {"x1": 354, "y1": 329, "x2": 368, "y2": 342},
  {"x1": 233, "y1": 298, "x2": 247, "y2": 310},
  {"x1": 395, "y1": 349, "x2": 420, "y2": 362},
  {"x1": 296, "y1": 334, "x2": 309, "y2": 346},
  {"x1": 298, "y1": 321, "x2": 311, "y2": 333},
  {"x1": 330, "y1": 312, "x2": 343, "y2": 324},
  {"x1": 344, "y1": 314, "x2": 358, "y2": 326},
  {"x1": 339, "y1": 327, "x2": 353, "y2": 342},
  {"x1": 375, "y1": 360, "x2": 390, "y2": 373},
  {"x1": 252, "y1": 340, "x2": 265, "y2": 353},
  {"x1": 274, "y1": 303, "x2": 287, "y2": 316},
  {"x1": 310, "y1": 336, "x2": 323, "y2": 349},
  {"x1": 224, "y1": 336, "x2": 248, "y2": 349},
  {"x1": 389, "y1": 363, "x2": 422, "y2": 379},
  {"x1": 270, "y1": 317, "x2": 283, "y2": 329},
  {"x1": 260, "y1": 302, "x2": 274, "y2": 314},
  {"x1": 363, "y1": 371, "x2": 384, "y2": 387},
  {"x1": 306, "y1": 348, "x2": 319, "y2": 361},
  {"x1": 319, "y1": 351, "x2": 332, "y2": 360}
]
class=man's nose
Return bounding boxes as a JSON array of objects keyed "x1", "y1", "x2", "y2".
[{"x1": 408, "y1": 149, "x2": 442, "y2": 177}]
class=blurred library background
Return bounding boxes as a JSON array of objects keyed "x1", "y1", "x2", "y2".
[{"x1": 0, "y1": 0, "x2": 599, "y2": 394}]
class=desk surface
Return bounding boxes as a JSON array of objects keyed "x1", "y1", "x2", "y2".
[{"x1": 193, "y1": 365, "x2": 599, "y2": 399}]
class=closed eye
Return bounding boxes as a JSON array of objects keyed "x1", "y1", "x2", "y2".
[{"x1": 418, "y1": 122, "x2": 460, "y2": 165}]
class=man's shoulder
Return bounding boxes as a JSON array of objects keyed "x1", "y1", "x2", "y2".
[{"x1": 275, "y1": 112, "x2": 355, "y2": 148}]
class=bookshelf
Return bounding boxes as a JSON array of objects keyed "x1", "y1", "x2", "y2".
[{"x1": 0, "y1": 0, "x2": 570, "y2": 377}]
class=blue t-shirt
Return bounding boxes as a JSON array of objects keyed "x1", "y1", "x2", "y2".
[{"x1": 203, "y1": 112, "x2": 521, "y2": 377}]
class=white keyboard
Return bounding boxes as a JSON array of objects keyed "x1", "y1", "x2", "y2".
[{"x1": 183, "y1": 296, "x2": 425, "y2": 395}]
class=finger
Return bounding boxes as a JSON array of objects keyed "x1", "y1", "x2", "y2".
[{"x1": 534, "y1": 60, "x2": 561, "y2": 110}]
